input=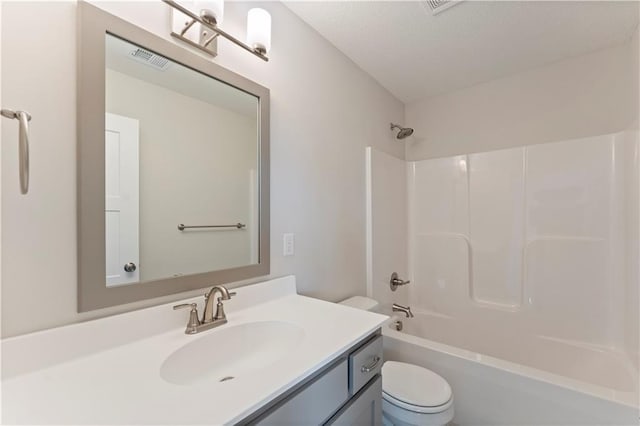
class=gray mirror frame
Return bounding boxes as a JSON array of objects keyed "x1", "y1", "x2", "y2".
[{"x1": 77, "y1": 2, "x2": 270, "y2": 312}]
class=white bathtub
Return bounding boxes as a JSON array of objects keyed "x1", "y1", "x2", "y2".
[{"x1": 381, "y1": 310, "x2": 639, "y2": 425}]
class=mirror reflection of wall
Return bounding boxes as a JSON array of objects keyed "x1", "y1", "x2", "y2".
[{"x1": 104, "y1": 34, "x2": 259, "y2": 287}]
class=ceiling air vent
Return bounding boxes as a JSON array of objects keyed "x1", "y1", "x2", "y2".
[
  {"x1": 424, "y1": 0, "x2": 463, "y2": 15},
  {"x1": 128, "y1": 48, "x2": 171, "y2": 71}
]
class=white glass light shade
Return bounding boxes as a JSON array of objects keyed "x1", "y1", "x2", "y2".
[
  {"x1": 246, "y1": 8, "x2": 271, "y2": 53},
  {"x1": 195, "y1": 0, "x2": 224, "y2": 25}
]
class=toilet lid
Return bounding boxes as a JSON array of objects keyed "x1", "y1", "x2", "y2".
[{"x1": 382, "y1": 361, "x2": 452, "y2": 409}]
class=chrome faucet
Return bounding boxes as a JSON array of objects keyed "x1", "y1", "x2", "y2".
[
  {"x1": 202, "y1": 285, "x2": 235, "y2": 324},
  {"x1": 392, "y1": 303, "x2": 414, "y2": 318},
  {"x1": 173, "y1": 285, "x2": 236, "y2": 334}
]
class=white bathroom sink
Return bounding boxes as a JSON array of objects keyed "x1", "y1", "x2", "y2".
[
  {"x1": 3, "y1": 276, "x2": 389, "y2": 424},
  {"x1": 160, "y1": 321, "x2": 306, "y2": 385}
]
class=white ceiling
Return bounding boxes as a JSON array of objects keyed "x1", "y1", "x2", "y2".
[{"x1": 284, "y1": 1, "x2": 639, "y2": 103}]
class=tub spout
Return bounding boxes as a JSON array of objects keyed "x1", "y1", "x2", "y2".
[{"x1": 392, "y1": 303, "x2": 414, "y2": 318}]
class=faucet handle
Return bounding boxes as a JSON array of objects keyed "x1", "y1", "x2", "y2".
[
  {"x1": 390, "y1": 272, "x2": 411, "y2": 291},
  {"x1": 173, "y1": 303, "x2": 197, "y2": 311},
  {"x1": 213, "y1": 292, "x2": 236, "y2": 321},
  {"x1": 173, "y1": 303, "x2": 201, "y2": 334}
]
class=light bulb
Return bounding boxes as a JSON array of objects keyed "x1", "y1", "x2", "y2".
[
  {"x1": 246, "y1": 8, "x2": 271, "y2": 54},
  {"x1": 195, "y1": 0, "x2": 224, "y2": 25}
]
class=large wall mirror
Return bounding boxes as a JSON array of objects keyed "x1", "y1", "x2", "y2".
[{"x1": 78, "y1": 3, "x2": 270, "y2": 312}]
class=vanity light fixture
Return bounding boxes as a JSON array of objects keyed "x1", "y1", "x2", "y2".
[
  {"x1": 246, "y1": 8, "x2": 271, "y2": 55},
  {"x1": 195, "y1": 0, "x2": 224, "y2": 25},
  {"x1": 164, "y1": 0, "x2": 270, "y2": 62}
]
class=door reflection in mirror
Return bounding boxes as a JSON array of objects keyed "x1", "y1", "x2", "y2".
[{"x1": 105, "y1": 113, "x2": 140, "y2": 287}]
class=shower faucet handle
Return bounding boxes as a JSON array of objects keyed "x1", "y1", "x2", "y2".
[{"x1": 390, "y1": 272, "x2": 410, "y2": 291}]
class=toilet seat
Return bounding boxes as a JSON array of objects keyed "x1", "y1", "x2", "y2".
[
  {"x1": 382, "y1": 361, "x2": 453, "y2": 414},
  {"x1": 383, "y1": 391, "x2": 453, "y2": 414}
]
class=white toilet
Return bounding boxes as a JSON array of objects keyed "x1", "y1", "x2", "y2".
[{"x1": 339, "y1": 297, "x2": 454, "y2": 426}]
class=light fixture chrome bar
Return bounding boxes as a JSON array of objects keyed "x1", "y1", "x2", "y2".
[
  {"x1": 178, "y1": 223, "x2": 246, "y2": 231},
  {"x1": 163, "y1": 0, "x2": 268, "y2": 62},
  {"x1": 179, "y1": 18, "x2": 197, "y2": 37},
  {"x1": 1, "y1": 108, "x2": 31, "y2": 194},
  {"x1": 203, "y1": 32, "x2": 220, "y2": 48},
  {"x1": 170, "y1": 29, "x2": 218, "y2": 57}
]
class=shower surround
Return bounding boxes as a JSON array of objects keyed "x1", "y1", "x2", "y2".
[{"x1": 366, "y1": 130, "x2": 639, "y2": 422}]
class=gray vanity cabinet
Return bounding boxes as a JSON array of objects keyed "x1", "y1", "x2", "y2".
[
  {"x1": 254, "y1": 359, "x2": 349, "y2": 425},
  {"x1": 242, "y1": 331, "x2": 383, "y2": 426},
  {"x1": 326, "y1": 375, "x2": 382, "y2": 425}
]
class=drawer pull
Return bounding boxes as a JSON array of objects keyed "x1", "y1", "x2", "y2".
[{"x1": 360, "y1": 356, "x2": 381, "y2": 373}]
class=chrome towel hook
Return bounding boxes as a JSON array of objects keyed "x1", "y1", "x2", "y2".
[{"x1": 1, "y1": 108, "x2": 31, "y2": 194}]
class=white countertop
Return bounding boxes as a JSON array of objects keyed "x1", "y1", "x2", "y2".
[{"x1": 1, "y1": 276, "x2": 388, "y2": 424}]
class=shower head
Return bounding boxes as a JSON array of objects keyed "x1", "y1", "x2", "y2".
[{"x1": 390, "y1": 123, "x2": 414, "y2": 140}]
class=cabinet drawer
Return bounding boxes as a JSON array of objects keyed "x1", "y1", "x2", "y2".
[
  {"x1": 349, "y1": 335, "x2": 383, "y2": 395},
  {"x1": 254, "y1": 359, "x2": 349, "y2": 425},
  {"x1": 325, "y1": 375, "x2": 382, "y2": 426}
]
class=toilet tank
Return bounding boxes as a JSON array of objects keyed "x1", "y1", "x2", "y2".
[{"x1": 339, "y1": 296, "x2": 379, "y2": 312}]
